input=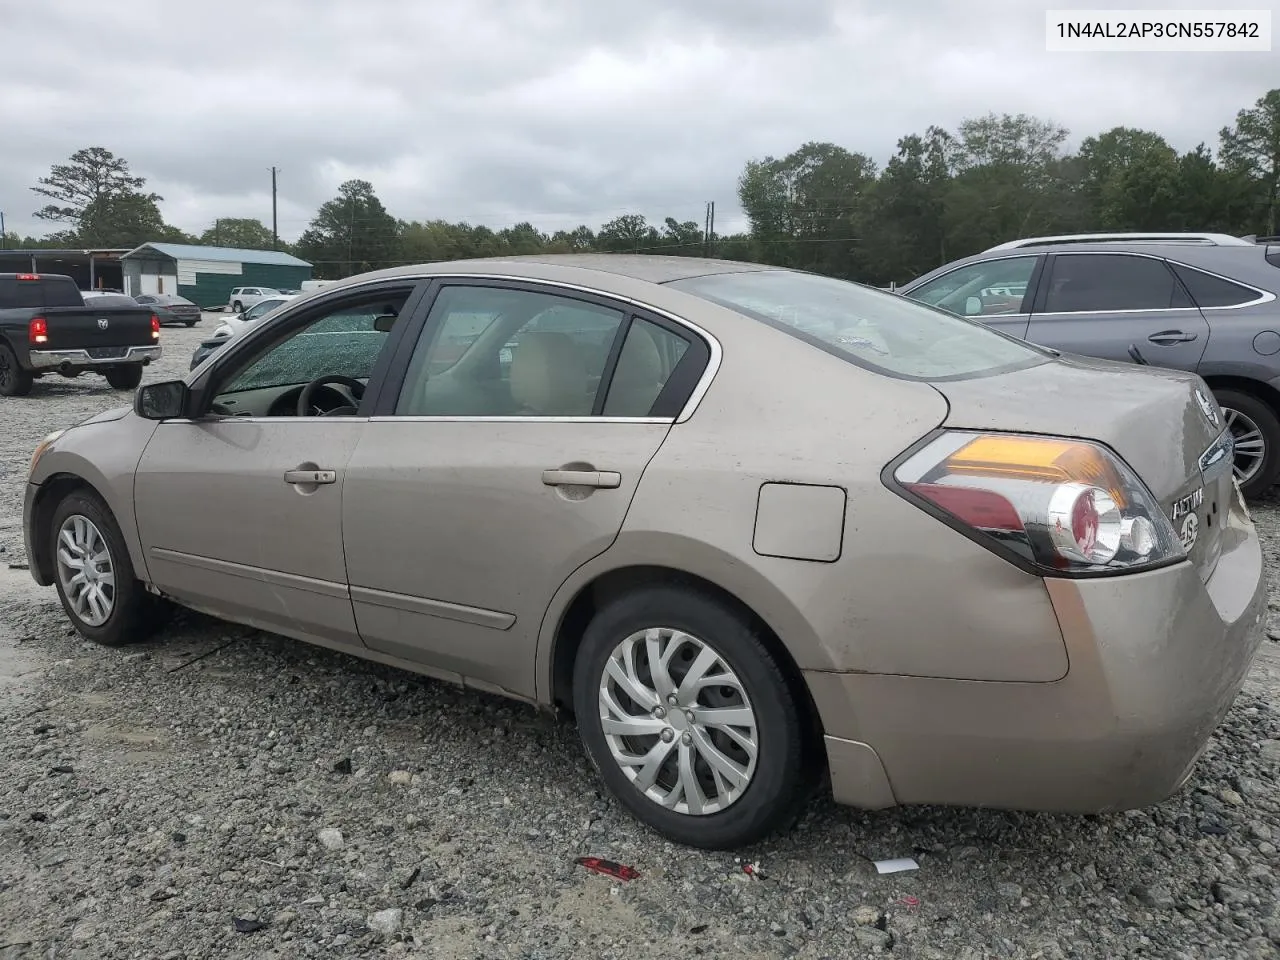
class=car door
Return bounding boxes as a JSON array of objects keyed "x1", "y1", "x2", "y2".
[
  {"x1": 1025, "y1": 252, "x2": 1211, "y2": 370},
  {"x1": 901, "y1": 254, "x2": 1043, "y2": 339},
  {"x1": 133, "y1": 282, "x2": 424, "y2": 648},
  {"x1": 341, "y1": 280, "x2": 710, "y2": 697}
]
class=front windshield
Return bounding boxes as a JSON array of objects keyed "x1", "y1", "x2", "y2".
[{"x1": 668, "y1": 270, "x2": 1047, "y2": 381}]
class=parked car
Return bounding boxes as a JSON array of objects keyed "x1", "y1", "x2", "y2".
[
  {"x1": 0, "y1": 272, "x2": 161, "y2": 396},
  {"x1": 899, "y1": 232, "x2": 1280, "y2": 497},
  {"x1": 226, "y1": 286, "x2": 281, "y2": 313},
  {"x1": 189, "y1": 294, "x2": 298, "y2": 370},
  {"x1": 135, "y1": 293, "x2": 201, "y2": 327},
  {"x1": 81, "y1": 291, "x2": 139, "y2": 307},
  {"x1": 23, "y1": 255, "x2": 1263, "y2": 849}
]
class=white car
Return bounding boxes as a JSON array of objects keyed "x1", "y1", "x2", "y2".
[
  {"x1": 212, "y1": 294, "x2": 297, "y2": 339},
  {"x1": 226, "y1": 286, "x2": 281, "y2": 313},
  {"x1": 190, "y1": 295, "x2": 298, "y2": 370}
]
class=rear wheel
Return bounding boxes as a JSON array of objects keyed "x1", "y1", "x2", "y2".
[
  {"x1": 49, "y1": 491, "x2": 168, "y2": 646},
  {"x1": 572, "y1": 584, "x2": 813, "y2": 849},
  {"x1": 184, "y1": 319, "x2": 198, "y2": 327},
  {"x1": 0, "y1": 343, "x2": 34, "y2": 397},
  {"x1": 1213, "y1": 388, "x2": 1280, "y2": 499},
  {"x1": 105, "y1": 365, "x2": 143, "y2": 391},
  {"x1": 232, "y1": 301, "x2": 244, "y2": 313}
]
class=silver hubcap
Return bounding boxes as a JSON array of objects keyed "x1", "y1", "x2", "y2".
[
  {"x1": 1223, "y1": 407, "x2": 1266, "y2": 485},
  {"x1": 55, "y1": 515, "x2": 115, "y2": 627},
  {"x1": 597, "y1": 627, "x2": 758, "y2": 815}
]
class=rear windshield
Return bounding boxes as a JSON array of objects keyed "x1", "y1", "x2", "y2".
[{"x1": 668, "y1": 270, "x2": 1047, "y2": 381}]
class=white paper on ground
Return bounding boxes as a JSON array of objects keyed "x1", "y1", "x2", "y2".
[{"x1": 873, "y1": 857, "x2": 919, "y2": 874}]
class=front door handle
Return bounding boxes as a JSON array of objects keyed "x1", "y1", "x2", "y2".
[
  {"x1": 542, "y1": 469, "x2": 621, "y2": 489},
  {"x1": 284, "y1": 468, "x2": 337, "y2": 485},
  {"x1": 1148, "y1": 330, "x2": 1198, "y2": 344}
]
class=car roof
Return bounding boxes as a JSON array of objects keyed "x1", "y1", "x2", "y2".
[
  {"x1": 315, "y1": 254, "x2": 781, "y2": 293},
  {"x1": 902, "y1": 240, "x2": 1280, "y2": 293}
]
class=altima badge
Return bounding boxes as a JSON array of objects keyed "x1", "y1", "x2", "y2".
[{"x1": 1195, "y1": 388, "x2": 1219, "y2": 427}]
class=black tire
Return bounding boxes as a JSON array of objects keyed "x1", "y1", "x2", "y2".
[
  {"x1": 1213, "y1": 388, "x2": 1280, "y2": 499},
  {"x1": 572, "y1": 583, "x2": 814, "y2": 849},
  {"x1": 104, "y1": 365, "x2": 143, "y2": 391},
  {"x1": 232, "y1": 301, "x2": 243, "y2": 313},
  {"x1": 184, "y1": 319, "x2": 198, "y2": 327},
  {"x1": 0, "y1": 342, "x2": 34, "y2": 397},
  {"x1": 48, "y1": 490, "x2": 169, "y2": 647}
]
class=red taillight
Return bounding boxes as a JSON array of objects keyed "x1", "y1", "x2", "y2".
[
  {"x1": 893, "y1": 431, "x2": 1181, "y2": 574},
  {"x1": 28, "y1": 317, "x2": 48, "y2": 344},
  {"x1": 17, "y1": 273, "x2": 39, "y2": 281},
  {"x1": 906, "y1": 483, "x2": 1023, "y2": 533},
  {"x1": 151, "y1": 314, "x2": 161, "y2": 338}
]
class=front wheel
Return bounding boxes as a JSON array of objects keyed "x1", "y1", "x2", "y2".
[
  {"x1": 232, "y1": 301, "x2": 243, "y2": 313},
  {"x1": 49, "y1": 491, "x2": 169, "y2": 646},
  {"x1": 105, "y1": 365, "x2": 143, "y2": 390},
  {"x1": 1214, "y1": 388, "x2": 1280, "y2": 499},
  {"x1": 572, "y1": 584, "x2": 814, "y2": 849}
]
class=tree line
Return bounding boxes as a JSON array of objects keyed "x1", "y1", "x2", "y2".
[{"x1": 4, "y1": 88, "x2": 1277, "y2": 287}]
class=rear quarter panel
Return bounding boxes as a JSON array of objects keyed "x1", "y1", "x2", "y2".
[
  {"x1": 1196, "y1": 302, "x2": 1280, "y2": 382},
  {"x1": 535, "y1": 305, "x2": 1071, "y2": 696}
]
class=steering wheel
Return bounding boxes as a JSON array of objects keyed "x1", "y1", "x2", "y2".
[{"x1": 297, "y1": 375, "x2": 366, "y2": 417}]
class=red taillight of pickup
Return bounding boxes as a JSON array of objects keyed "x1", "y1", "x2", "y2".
[
  {"x1": 151, "y1": 315, "x2": 161, "y2": 339},
  {"x1": 28, "y1": 317, "x2": 48, "y2": 344}
]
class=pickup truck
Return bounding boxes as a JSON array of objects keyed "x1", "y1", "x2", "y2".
[{"x1": 0, "y1": 273, "x2": 161, "y2": 396}]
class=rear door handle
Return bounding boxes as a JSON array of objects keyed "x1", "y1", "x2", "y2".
[
  {"x1": 284, "y1": 469, "x2": 337, "y2": 485},
  {"x1": 1148, "y1": 330, "x2": 1198, "y2": 344},
  {"x1": 542, "y1": 469, "x2": 621, "y2": 489}
]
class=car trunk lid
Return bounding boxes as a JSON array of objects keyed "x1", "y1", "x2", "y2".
[{"x1": 932, "y1": 354, "x2": 1231, "y2": 582}]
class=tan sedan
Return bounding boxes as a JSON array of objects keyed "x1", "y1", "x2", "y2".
[{"x1": 23, "y1": 255, "x2": 1266, "y2": 849}]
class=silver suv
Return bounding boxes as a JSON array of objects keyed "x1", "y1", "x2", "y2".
[{"x1": 900, "y1": 233, "x2": 1280, "y2": 497}]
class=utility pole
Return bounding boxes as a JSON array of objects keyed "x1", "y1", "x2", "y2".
[
  {"x1": 703, "y1": 202, "x2": 711, "y2": 256},
  {"x1": 347, "y1": 197, "x2": 355, "y2": 277},
  {"x1": 0, "y1": 210, "x2": 6, "y2": 250},
  {"x1": 270, "y1": 166, "x2": 279, "y2": 250},
  {"x1": 214, "y1": 218, "x2": 221, "y2": 245},
  {"x1": 706, "y1": 201, "x2": 716, "y2": 257}
]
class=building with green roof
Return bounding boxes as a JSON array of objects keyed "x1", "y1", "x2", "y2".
[{"x1": 121, "y1": 243, "x2": 312, "y2": 308}]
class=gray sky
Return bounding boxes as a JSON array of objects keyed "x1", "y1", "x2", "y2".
[{"x1": 2, "y1": 0, "x2": 1276, "y2": 243}]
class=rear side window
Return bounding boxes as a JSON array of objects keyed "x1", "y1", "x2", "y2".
[
  {"x1": 1041, "y1": 254, "x2": 1188, "y2": 313},
  {"x1": 1170, "y1": 263, "x2": 1262, "y2": 307},
  {"x1": 669, "y1": 270, "x2": 1045, "y2": 381}
]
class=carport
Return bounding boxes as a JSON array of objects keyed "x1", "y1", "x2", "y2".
[{"x1": 0, "y1": 248, "x2": 129, "y2": 291}]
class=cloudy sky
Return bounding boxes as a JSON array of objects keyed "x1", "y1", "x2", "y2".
[{"x1": 2, "y1": 0, "x2": 1276, "y2": 243}]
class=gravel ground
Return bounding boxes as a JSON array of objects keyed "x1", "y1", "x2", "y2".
[{"x1": 1, "y1": 321, "x2": 1279, "y2": 960}]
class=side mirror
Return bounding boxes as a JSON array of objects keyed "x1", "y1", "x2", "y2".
[
  {"x1": 135, "y1": 379, "x2": 190, "y2": 420},
  {"x1": 373, "y1": 313, "x2": 398, "y2": 333},
  {"x1": 964, "y1": 296, "x2": 983, "y2": 316}
]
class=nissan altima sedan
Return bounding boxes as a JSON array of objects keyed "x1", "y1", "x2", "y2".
[{"x1": 23, "y1": 255, "x2": 1266, "y2": 849}]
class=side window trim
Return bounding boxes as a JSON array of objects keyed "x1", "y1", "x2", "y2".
[
  {"x1": 1030, "y1": 252, "x2": 1202, "y2": 316},
  {"x1": 369, "y1": 276, "x2": 714, "y2": 422},
  {"x1": 188, "y1": 280, "x2": 431, "y2": 418}
]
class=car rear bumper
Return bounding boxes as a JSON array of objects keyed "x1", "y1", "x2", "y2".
[
  {"x1": 810, "y1": 487, "x2": 1266, "y2": 813},
  {"x1": 29, "y1": 345, "x2": 162, "y2": 371}
]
